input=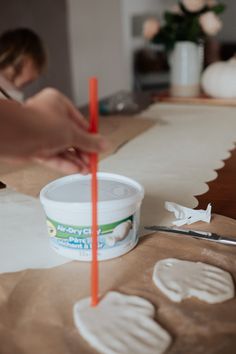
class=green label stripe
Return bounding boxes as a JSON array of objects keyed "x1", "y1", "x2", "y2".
[{"x1": 47, "y1": 215, "x2": 133, "y2": 239}]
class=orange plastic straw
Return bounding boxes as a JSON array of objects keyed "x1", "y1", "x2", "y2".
[{"x1": 89, "y1": 77, "x2": 99, "y2": 306}]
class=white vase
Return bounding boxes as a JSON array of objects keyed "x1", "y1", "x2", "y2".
[{"x1": 169, "y1": 41, "x2": 203, "y2": 97}]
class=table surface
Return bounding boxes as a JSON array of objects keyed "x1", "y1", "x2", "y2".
[
  {"x1": 1, "y1": 92, "x2": 236, "y2": 220},
  {"x1": 149, "y1": 90, "x2": 236, "y2": 219},
  {"x1": 139, "y1": 92, "x2": 236, "y2": 220},
  {"x1": 117, "y1": 92, "x2": 236, "y2": 220},
  {"x1": 1, "y1": 93, "x2": 236, "y2": 354}
]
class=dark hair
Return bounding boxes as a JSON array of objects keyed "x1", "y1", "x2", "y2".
[{"x1": 0, "y1": 28, "x2": 47, "y2": 74}]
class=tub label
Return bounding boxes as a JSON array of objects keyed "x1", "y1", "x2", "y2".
[{"x1": 47, "y1": 215, "x2": 135, "y2": 250}]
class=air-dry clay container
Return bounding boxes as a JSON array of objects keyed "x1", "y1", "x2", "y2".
[{"x1": 40, "y1": 173, "x2": 144, "y2": 261}]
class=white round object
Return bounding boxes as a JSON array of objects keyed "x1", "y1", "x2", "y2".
[
  {"x1": 73, "y1": 291, "x2": 171, "y2": 354},
  {"x1": 153, "y1": 258, "x2": 234, "y2": 303},
  {"x1": 40, "y1": 173, "x2": 144, "y2": 261},
  {"x1": 201, "y1": 57, "x2": 236, "y2": 98}
]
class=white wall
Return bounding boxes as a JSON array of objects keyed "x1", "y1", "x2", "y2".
[
  {"x1": 67, "y1": 0, "x2": 127, "y2": 105},
  {"x1": 67, "y1": 0, "x2": 235, "y2": 102},
  {"x1": 0, "y1": 0, "x2": 73, "y2": 98}
]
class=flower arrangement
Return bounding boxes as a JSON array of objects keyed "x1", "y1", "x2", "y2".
[{"x1": 143, "y1": 0, "x2": 226, "y2": 51}]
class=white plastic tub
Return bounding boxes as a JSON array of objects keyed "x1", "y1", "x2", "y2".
[{"x1": 40, "y1": 173, "x2": 144, "y2": 261}]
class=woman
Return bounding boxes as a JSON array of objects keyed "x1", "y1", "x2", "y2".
[{"x1": 0, "y1": 28, "x2": 47, "y2": 100}]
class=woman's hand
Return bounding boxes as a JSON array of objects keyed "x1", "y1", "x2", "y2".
[{"x1": 0, "y1": 88, "x2": 110, "y2": 173}]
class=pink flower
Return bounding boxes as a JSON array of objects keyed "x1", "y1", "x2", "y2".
[
  {"x1": 142, "y1": 18, "x2": 160, "y2": 40},
  {"x1": 181, "y1": 0, "x2": 206, "y2": 12},
  {"x1": 199, "y1": 11, "x2": 222, "y2": 36}
]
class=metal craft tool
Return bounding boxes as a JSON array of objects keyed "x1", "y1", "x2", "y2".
[{"x1": 144, "y1": 225, "x2": 236, "y2": 246}]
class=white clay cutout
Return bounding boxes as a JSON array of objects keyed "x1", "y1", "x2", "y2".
[
  {"x1": 153, "y1": 258, "x2": 235, "y2": 303},
  {"x1": 73, "y1": 291, "x2": 171, "y2": 354},
  {"x1": 105, "y1": 220, "x2": 132, "y2": 247}
]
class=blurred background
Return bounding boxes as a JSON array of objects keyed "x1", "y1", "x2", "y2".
[{"x1": 0, "y1": 0, "x2": 233, "y2": 105}]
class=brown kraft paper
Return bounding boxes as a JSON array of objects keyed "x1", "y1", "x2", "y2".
[{"x1": 0, "y1": 214, "x2": 235, "y2": 354}]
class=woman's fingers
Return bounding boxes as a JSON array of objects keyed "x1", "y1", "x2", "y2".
[
  {"x1": 72, "y1": 127, "x2": 110, "y2": 154},
  {"x1": 25, "y1": 88, "x2": 110, "y2": 173},
  {"x1": 61, "y1": 150, "x2": 90, "y2": 174},
  {"x1": 35, "y1": 150, "x2": 90, "y2": 175},
  {"x1": 73, "y1": 149, "x2": 90, "y2": 165},
  {"x1": 35, "y1": 157, "x2": 80, "y2": 174}
]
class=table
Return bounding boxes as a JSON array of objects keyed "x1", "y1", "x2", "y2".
[
  {"x1": 1, "y1": 95, "x2": 236, "y2": 354},
  {"x1": 1, "y1": 92, "x2": 236, "y2": 221},
  {"x1": 148, "y1": 90, "x2": 236, "y2": 219},
  {"x1": 197, "y1": 146, "x2": 236, "y2": 219}
]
